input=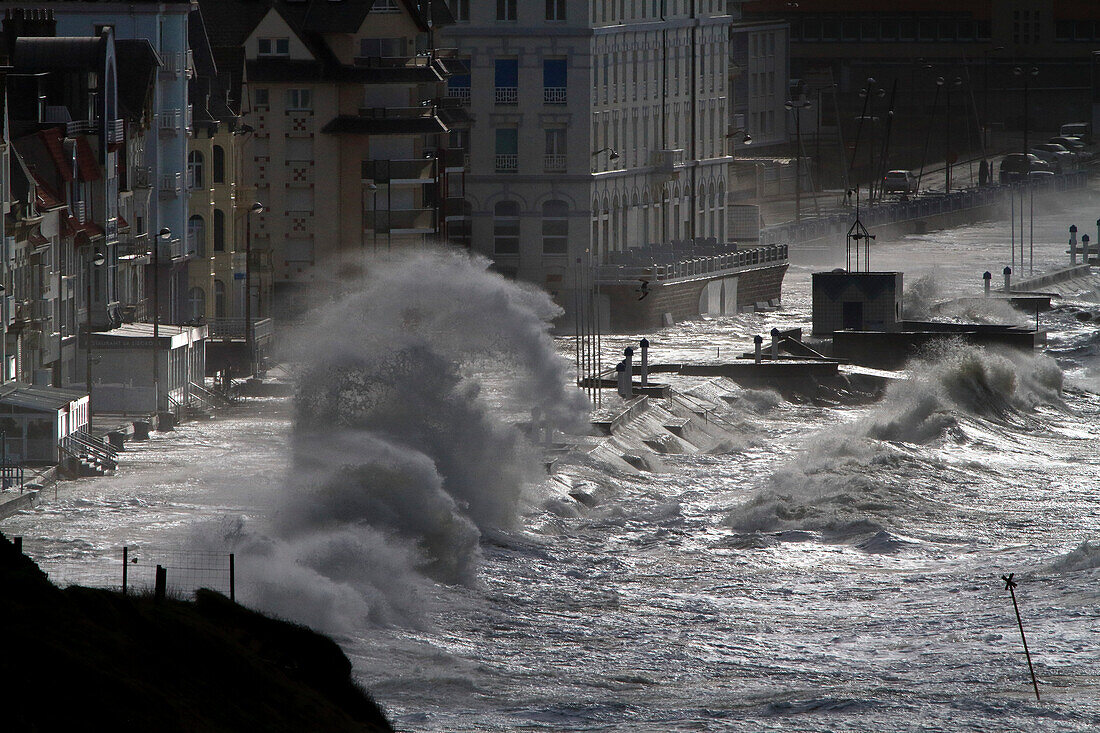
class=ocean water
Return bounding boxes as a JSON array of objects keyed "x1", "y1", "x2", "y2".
[{"x1": 6, "y1": 191, "x2": 1100, "y2": 731}]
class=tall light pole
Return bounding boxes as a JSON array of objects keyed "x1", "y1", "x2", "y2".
[
  {"x1": 982, "y1": 46, "x2": 1005, "y2": 153},
  {"x1": 245, "y1": 202, "x2": 264, "y2": 378},
  {"x1": 367, "y1": 182, "x2": 379, "y2": 252},
  {"x1": 154, "y1": 227, "x2": 170, "y2": 415},
  {"x1": 1015, "y1": 66, "x2": 1039, "y2": 154},
  {"x1": 785, "y1": 98, "x2": 811, "y2": 221},
  {"x1": 85, "y1": 248, "x2": 105, "y2": 432},
  {"x1": 945, "y1": 76, "x2": 962, "y2": 193}
]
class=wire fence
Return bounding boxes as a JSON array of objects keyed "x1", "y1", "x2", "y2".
[{"x1": 24, "y1": 545, "x2": 236, "y2": 600}]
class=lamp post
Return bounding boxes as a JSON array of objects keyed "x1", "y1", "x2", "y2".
[
  {"x1": 367, "y1": 182, "x2": 379, "y2": 252},
  {"x1": 85, "y1": 248, "x2": 105, "y2": 431},
  {"x1": 982, "y1": 46, "x2": 1004, "y2": 152},
  {"x1": 1015, "y1": 66, "x2": 1039, "y2": 154},
  {"x1": 245, "y1": 202, "x2": 264, "y2": 378},
  {"x1": 153, "y1": 227, "x2": 170, "y2": 415},
  {"x1": 944, "y1": 76, "x2": 962, "y2": 194},
  {"x1": 726, "y1": 127, "x2": 752, "y2": 157},
  {"x1": 785, "y1": 98, "x2": 811, "y2": 221},
  {"x1": 592, "y1": 147, "x2": 620, "y2": 168}
]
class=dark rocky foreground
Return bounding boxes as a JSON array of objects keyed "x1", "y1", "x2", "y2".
[{"x1": 0, "y1": 532, "x2": 394, "y2": 732}]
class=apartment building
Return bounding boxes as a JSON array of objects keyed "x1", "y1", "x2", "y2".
[
  {"x1": 199, "y1": 0, "x2": 464, "y2": 319},
  {"x1": 0, "y1": 0, "x2": 196, "y2": 325},
  {"x1": 443, "y1": 0, "x2": 733, "y2": 299}
]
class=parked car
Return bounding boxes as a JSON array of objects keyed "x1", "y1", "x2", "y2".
[
  {"x1": 1059, "y1": 122, "x2": 1092, "y2": 143},
  {"x1": 999, "y1": 153, "x2": 1049, "y2": 182},
  {"x1": 882, "y1": 169, "x2": 916, "y2": 194},
  {"x1": 1029, "y1": 143, "x2": 1076, "y2": 173},
  {"x1": 1049, "y1": 135, "x2": 1086, "y2": 152}
]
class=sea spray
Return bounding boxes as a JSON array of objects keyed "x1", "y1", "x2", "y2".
[
  {"x1": 218, "y1": 249, "x2": 587, "y2": 630},
  {"x1": 728, "y1": 346, "x2": 1064, "y2": 542}
]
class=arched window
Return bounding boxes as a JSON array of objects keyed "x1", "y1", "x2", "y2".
[
  {"x1": 187, "y1": 150, "x2": 204, "y2": 189},
  {"x1": 187, "y1": 287, "x2": 205, "y2": 320},
  {"x1": 212, "y1": 145, "x2": 225, "y2": 183},
  {"x1": 213, "y1": 209, "x2": 226, "y2": 251},
  {"x1": 188, "y1": 215, "x2": 206, "y2": 257},
  {"x1": 214, "y1": 279, "x2": 227, "y2": 318},
  {"x1": 541, "y1": 200, "x2": 568, "y2": 254},
  {"x1": 493, "y1": 201, "x2": 520, "y2": 254}
]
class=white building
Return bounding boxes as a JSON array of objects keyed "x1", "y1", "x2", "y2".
[
  {"x1": 1, "y1": 0, "x2": 195, "y2": 323},
  {"x1": 444, "y1": 0, "x2": 734, "y2": 302}
]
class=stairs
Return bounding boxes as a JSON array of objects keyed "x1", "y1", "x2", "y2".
[{"x1": 60, "y1": 430, "x2": 118, "y2": 476}]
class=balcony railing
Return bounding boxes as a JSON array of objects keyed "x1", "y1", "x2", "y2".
[
  {"x1": 66, "y1": 119, "x2": 97, "y2": 135},
  {"x1": 495, "y1": 86, "x2": 518, "y2": 105},
  {"x1": 159, "y1": 109, "x2": 181, "y2": 133},
  {"x1": 71, "y1": 200, "x2": 86, "y2": 223},
  {"x1": 544, "y1": 154, "x2": 567, "y2": 172},
  {"x1": 159, "y1": 173, "x2": 182, "y2": 198},
  {"x1": 207, "y1": 318, "x2": 274, "y2": 342},
  {"x1": 543, "y1": 86, "x2": 567, "y2": 104},
  {"x1": 106, "y1": 118, "x2": 124, "y2": 144},
  {"x1": 157, "y1": 237, "x2": 184, "y2": 260},
  {"x1": 445, "y1": 86, "x2": 471, "y2": 105},
  {"x1": 495, "y1": 154, "x2": 518, "y2": 172},
  {"x1": 132, "y1": 166, "x2": 152, "y2": 189}
]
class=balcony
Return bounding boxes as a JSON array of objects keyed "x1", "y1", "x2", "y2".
[
  {"x1": 159, "y1": 51, "x2": 186, "y2": 77},
  {"x1": 362, "y1": 158, "x2": 436, "y2": 183},
  {"x1": 445, "y1": 86, "x2": 470, "y2": 105},
  {"x1": 132, "y1": 166, "x2": 152, "y2": 189},
  {"x1": 544, "y1": 154, "x2": 567, "y2": 172},
  {"x1": 158, "y1": 109, "x2": 181, "y2": 135},
  {"x1": 66, "y1": 119, "x2": 97, "y2": 136},
  {"x1": 156, "y1": 236, "x2": 184, "y2": 261},
  {"x1": 207, "y1": 317, "x2": 274, "y2": 344},
  {"x1": 106, "y1": 118, "x2": 124, "y2": 144},
  {"x1": 368, "y1": 209, "x2": 437, "y2": 234},
  {"x1": 654, "y1": 148, "x2": 686, "y2": 177},
  {"x1": 159, "y1": 173, "x2": 182, "y2": 198},
  {"x1": 495, "y1": 154, "x2": 518, "y2": 172},
  {"x1": 323, "y1": 106, "x2": 447, "y2": 136},
  {"x1": 494, "y1": 86, "x2": 518, "y2": 105},
  {"x1": 71, "y1": 200, "x2": 86, "y2": 223},
  {"x1": 543, "y1": 87, "x2": 567, "y2": 105}
]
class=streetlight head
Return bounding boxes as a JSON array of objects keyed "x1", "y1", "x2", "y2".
[
  {"x1": 250, "y1": 202, "x2": 265, "y2": 214},
  {"x1": 784, "y1": 101, "x2": 794, "y2": 109},
  {"x1": 158, "y1": 227, "x2": 171, "y2": 239},
  {"x1": 866, "y1": 77, "x2": 876, "y2": 85},
  {"x1": 936, "y1": 76, "x2": 945, "y2": 86},
  {"x1": 742, "y1": 133, "x2": 752, "y2": 145},
  {"x1": 92, "y1": 251, "x2": 106, "y2": 267},
  {"x1": 367, "y1": 182, "x2": 378, "y2": 192},
  {"x1": 1014, "y1": 66, "x2": 1023, "y2": 76},
  {"x1": 1030, "y1": 66, "x2": 1039, "y2": 76},
  {"x1": 608, "y1": 149, "x2": 620, "y2": 161}
]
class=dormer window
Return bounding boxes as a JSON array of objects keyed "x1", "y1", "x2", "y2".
[{"x1": 258, "y1": 37, "x2": 290, "y2": 56}]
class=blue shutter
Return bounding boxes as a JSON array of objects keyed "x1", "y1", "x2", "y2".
[
  {"x1": 543, "y1": 59, "x2": 567, "y2": 87},
  {"x1": 495, "y1": 59, "x2": 518, "y2": 87}
]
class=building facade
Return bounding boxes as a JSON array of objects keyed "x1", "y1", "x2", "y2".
[{"x1": 444, "y1": 0, "x2": 734, "y2": 303}]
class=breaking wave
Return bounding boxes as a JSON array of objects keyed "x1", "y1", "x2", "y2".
[
  {"x1": 727, "y1": 346, "x2": 1064, "y2": 544},
  {"x1": 209, "y1": 249, "x2": 586, "y2": 631}
]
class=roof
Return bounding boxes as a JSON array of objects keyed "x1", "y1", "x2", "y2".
[
  {"x1": 321, "y1": 114, "x2": 447, "y2": 135},
  {"x1": 13, "y1": 35, "x2": 105, "y2": 71},
  {"x1": 0, "y1": 382, "x2": 87, "y2": 412}
]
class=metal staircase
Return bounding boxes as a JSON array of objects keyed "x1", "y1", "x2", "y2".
[{"x1": 60, "y1": 430, "x2": 118, "y2": 476}]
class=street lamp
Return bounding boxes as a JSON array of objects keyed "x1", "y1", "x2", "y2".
[
  {"x1": 1014, "y1": 66, "x2": 1039, "y2": 153},
  {"x1": 367, "y1": 182, "x2": 379, "y2": 252},
  {"x1": 153, "y1": 227, "x2": 170, "y2": 415},
  {"x1": 982, "y1": 46, "x2": 1005, "y2": 152},
  {"x1": 856, "y1": 80, "x2": 885, "y2": 201},
  {"x1": 591, "y1": 147, "x2": 620, "y2": 170},
  {"x1": 245, "y1": 202, "x2": 264, "y2": 378},
  {"x1": 726, "y1": 127, "x2": 752, "y2": 156},
  {"x1": 785, "y1": 98, "x2": 811, "y2": 221},
  {"x1": 943, "y1": 76, "x2": 962, "y2": 193},
  {"x1": 85, "y1": 248, "x2": 105, "y2": 432}
]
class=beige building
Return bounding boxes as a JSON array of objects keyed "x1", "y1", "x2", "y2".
[{"x1": 199, "y1": 0, "x2": 464, "y2": 319}]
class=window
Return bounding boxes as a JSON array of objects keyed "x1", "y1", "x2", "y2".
[
  {"x1": 187, "y1": 151, "x2": 204, "y2": 189},
  {"x1": 358, "y1": 37, "x2": 404, "y2": 58},
  {"x1": 544, "y1": 128, "x2": 567, "y2": 170},
  {"x1": 449, "y1": 0, "x2": 469, "y2": 21},
  {"x1": 188, "y1": 215, "x2": 206, "y2": 257},
  {"x1": 257, "y1": 37, "x2": 289, "y2": 56},
  {"x1": 213, "y1": 209, "x2": 226, "y2": 252},
  {"x1": 495, "y1": 128, "x2": 518, "y2": 171},
  {"x1": 212, "y1": 145, "x2": 225, "y2": 183},
  {"x1": 546, "y1": 0, "x2": 565, "y2": 21},
  {"x1": 497, "y1": 0, "x2": 517, "y2": 21},
  {"x1": 187, "y1": 287, "x2": 205, "y2": 321},
  {"x1": 543, "y1": 58, "x2": 567, "y2": 104},
  {"x1": 214, "y1": 280, "x2": 227, "y2": 318},
  {"x1": 542, "y1": 200, "x2": 568, "y2": 254},
  {"x1": 447, "y1": 66, "x2": 471, "y2": 103},
  {"x1": 373, "y1": 0, "x2": 400, "y2": 12},
  {"x1": 493, "y1": 201, "x2": 520, "y2": 253},
  {"x1": 495, "y1": 59, "x2": 518, "y2": 104},
  {"x1": 253, "y1": 87, "x2": 269, "y2": 107},
  {"x1": 286, "y1": 88, "x2": 312, "y2": 110}
]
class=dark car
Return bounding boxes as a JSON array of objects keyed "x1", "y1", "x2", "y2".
[
  {"x1": 1050, "y1": 136, "x2": 1086, "y2": 152},
  {"x1": 882, "y1": 170, "x2": 916, "y2": 194},
  {"x1": 999, "y1": 153, "x2": 1050, "y2": 183}
]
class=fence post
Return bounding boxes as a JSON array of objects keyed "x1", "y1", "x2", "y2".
[
  {"x1": 229, "y1": 553, "x2": 235, "y2": 602},
  {"x1": 154, "y1": 565, "x2": 166, "y2": 602},
  {"x1": 122, "y1": 545, "x2": 128, "y2": 596}
]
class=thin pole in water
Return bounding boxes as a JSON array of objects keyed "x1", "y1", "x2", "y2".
[
  {"x1": 1029, "y1": 185, "x2": 1034, "y2": 274},
  {"x1": 1010, "y1": 188, "x2": 1015, "y2": 270},
  {"x1": 1002, "y1": 573, "x2": 1040, "y2": 701}
]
